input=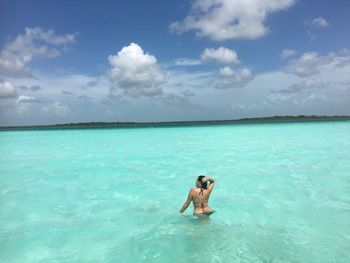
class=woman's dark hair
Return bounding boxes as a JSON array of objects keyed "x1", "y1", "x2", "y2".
[{"x1": 197, "y1": 175, "x2": 208, "y2": 189}]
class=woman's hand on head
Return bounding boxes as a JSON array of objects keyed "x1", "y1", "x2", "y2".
[{"x1": 201, "y1": 177, "x2": 208, "y2": 183}]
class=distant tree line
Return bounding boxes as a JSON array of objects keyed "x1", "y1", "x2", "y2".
[{"x1": 1, "y1": 115, "x2": 349, "y2": 131}]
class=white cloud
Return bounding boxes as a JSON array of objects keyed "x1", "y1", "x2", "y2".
[
  {"x1": 285, "y1": 49, "x2": 350, "y2": 77},
  {"x1": 270, "y1": 79, "x2": 326, "y2": 102},
  {"x1": 16, "y1": 95, "x2": 40, "y2": 103},
  {"x1": 10, "y1": 73, "x2": 97, "y2": 100},
  {"x1": 24, "y1": 27, "x2": 75, "y2": 45},
  {"x1": 287, "y1": 79, "x2": 326, "y2": 93},
  {"x1": 14, "y1": 95, "x2": 47, "y2": 114},
  {"x1": 0, "y1": 80, "x2": 17, "y2": 98},
  {"x1": 286, "y1": 52, "x2": 320, "y2": 77},
  {"x1": 160, "y1": 93, "x2": 196, "y2": 109},
  {"x1": 268, "y1": 85, "x2": 328, "y2": 105},
  {"x1": 42, "y1": 101, "x2": 71, "y2": 116},
  {"x1": 163, "y1": 69, "x2": 214, "y2": 93},
  {"x1": 170, "y1": 0, "x2": 296, "y2": 41},
  {"x1": 201, "y1": 47, "x2": 240, "y2": 64},
  {"x1": 266, "y1": 50, "x2": 350, "y2": 108},
  {"x1": 216, "y1": 67, "x2": 253, "y2": 89},
  {"x1": 312, "y1": 17, "x2": 329, "y2": 28},
  {"x1": 108, "y1": 43, "x2": 165, "y2": 97},
  {"x1": 2, "y1": 72, "x2": 102, "y2": 113},
  {"x1": 219, "y1": 66, "x2": 235, "y2": 77},
  {"x1": 280, "y1": 49, "x2": 296, "y2": 60},
  {"x1": 0, "y1": 27, "x2": 75, "y2": 77},
  {"x1": 306, "y1": 17, "x2": 330, "y2": 40},
  {"x1": 174, "y1": 58, "x2": 202, "y2": 66},
  {"x1": 175, "y1": 47, "x2": 239, "y2": 66}
]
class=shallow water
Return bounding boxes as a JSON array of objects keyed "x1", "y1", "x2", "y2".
[{"x1": 1, "y1": 121, "x2": 350, "y2": 262}]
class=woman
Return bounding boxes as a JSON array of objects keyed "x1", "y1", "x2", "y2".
[{"x1": 179, "y1": 176, "x2": 215, "y2": 215}]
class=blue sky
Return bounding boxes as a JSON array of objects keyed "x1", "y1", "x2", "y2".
[{"x1": 0, "y1": 0, "x2": 350, "y2": 125}]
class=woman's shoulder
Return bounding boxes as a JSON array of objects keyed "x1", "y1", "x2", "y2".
[{"x1": 190, "y1": 187, "x2": 201, "y2": 193}]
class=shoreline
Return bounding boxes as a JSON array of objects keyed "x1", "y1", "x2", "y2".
[{"x1": 1, "y1": 115, "x2": 350, "y2": 132}]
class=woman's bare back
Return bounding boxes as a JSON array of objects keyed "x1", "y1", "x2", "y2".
[{"x1": 191, "y1": 188, "x2": 213, "y2": 215}]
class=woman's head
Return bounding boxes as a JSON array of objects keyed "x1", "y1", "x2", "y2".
[{"x1": 196, "y1": 175, "x2": 207, "y2": 189}]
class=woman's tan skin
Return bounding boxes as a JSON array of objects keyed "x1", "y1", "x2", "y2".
[{"x1": 179, "y1": 176, "x2": 215, "y2": 215}]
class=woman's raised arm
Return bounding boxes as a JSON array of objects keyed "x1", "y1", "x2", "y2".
[{"x1": 205, "y1": 177, "x2": 215, "y2": 192}]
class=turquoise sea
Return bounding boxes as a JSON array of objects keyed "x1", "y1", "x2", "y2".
[{"x1": 1, "y1": 121, "x2": 350, "y2": 262}]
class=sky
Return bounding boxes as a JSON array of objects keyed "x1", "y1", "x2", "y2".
[{"x1": 0, "y1": 0, "x2": 350, "y2": 126}]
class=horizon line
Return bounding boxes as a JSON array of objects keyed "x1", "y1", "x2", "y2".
[{"x1": 1, "y1": 115, "x2": 350, "y2": 129}]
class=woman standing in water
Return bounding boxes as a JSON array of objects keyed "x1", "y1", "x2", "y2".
[{"x1": 179, "y1": 176, "x2": 215, "y2": 215}]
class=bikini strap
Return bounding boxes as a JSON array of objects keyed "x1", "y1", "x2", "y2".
[{"x1": 199, "y1": 187, "x2": 204, "y2": 195}]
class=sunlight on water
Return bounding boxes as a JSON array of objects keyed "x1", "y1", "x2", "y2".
[{"x1": 1, "y1": 121, "x2": 350, "y2": 262}]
